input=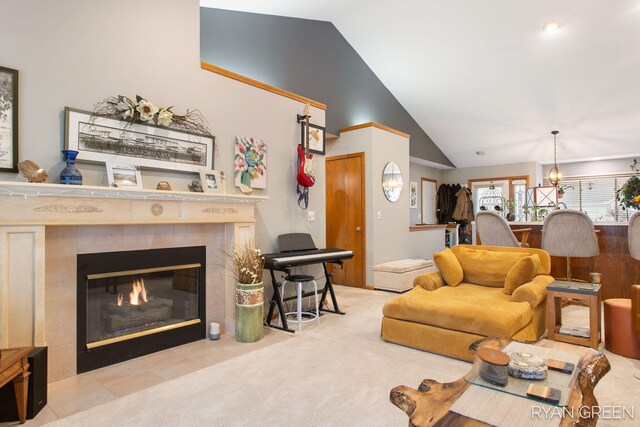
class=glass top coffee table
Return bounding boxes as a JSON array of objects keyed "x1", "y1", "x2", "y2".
[{"x1": 390, "y1": 337, "x2": 610, "y2": 427}]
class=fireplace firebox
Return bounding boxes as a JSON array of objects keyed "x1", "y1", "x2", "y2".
[{"x1": 77, "y1": 246, "x2": 206, "y2": 373}]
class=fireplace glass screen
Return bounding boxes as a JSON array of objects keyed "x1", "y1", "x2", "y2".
[{"x1": 85, "y1": 264, "x2": 201, "y2": 348}]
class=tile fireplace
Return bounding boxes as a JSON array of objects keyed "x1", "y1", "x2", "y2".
[
  {"x1": 77, "y1": 246, "x2": 206, "y2": 373},
  {"x1": 0, "y1": 182, "x2": 265, "y2": 382}
]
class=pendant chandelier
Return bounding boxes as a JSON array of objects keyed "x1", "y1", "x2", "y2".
[
  {"x1": 546, "y1": 130, "x2": 564, "y2": 186},
  {"x1": 386, "y1": 162, "x2": 399, "y2": 189}
]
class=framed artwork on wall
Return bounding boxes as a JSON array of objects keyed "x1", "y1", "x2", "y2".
[
  {"x1": 410, "y1": 181, "x2": 418, "y2": 208},
  {"x1": 106, "y1": 163, "x2": 143, "y2": 189},
  {"x1": 301, "y1": 122, "x2": 325, "y2": 155},
  {"x1": 234, "y1": 136, "x2": 267, "y2": 194},
  {"x1": 65, "y1": 108, "x2": 215, "y2": 173},
  {"x1": 199, "y1": 169, "x2": 224, "y2": 194},
  {"x1": 0, "y1": 66, "x2": 19, "y2": 172}
]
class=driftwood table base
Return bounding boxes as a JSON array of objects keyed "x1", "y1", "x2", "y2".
[{"x1": 390, "y1": 337, "x2": 610, "y2": 427}]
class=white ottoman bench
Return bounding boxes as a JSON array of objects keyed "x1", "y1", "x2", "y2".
[{"x1": 373, "y1": 259, "x2": 435, "y2": 293}]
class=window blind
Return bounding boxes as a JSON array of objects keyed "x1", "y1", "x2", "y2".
[{"x1": 544, "y1": 173, "x2": 635, "y2": 222}]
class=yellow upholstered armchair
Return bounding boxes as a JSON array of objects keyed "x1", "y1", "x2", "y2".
[{"x1": 381, "y1": 245, "x2": 554, "y2": 361}]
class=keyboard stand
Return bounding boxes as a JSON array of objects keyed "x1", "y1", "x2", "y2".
[
  {"x1": 318, "y1": 262, "x2": 346, "y2": 316},
  {"x1": 265, "y1": 262, "x2": 345, "y2": 333}
]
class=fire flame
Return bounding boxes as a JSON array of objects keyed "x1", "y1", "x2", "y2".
[
  {"x1": 130, "y1": 278, "x2": 148, "y2": 305},
  {"x1": 116, "y1": 278, "x2": 148, "y2": 306}
]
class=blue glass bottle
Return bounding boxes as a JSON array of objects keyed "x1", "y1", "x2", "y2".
[{"x1": 60, "y1": 150, "x2": 83, "y2": 185}]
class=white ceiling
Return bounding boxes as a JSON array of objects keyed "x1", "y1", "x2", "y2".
[{"x1": 201, "y1": 0, "x2": 640, "y2": 168}]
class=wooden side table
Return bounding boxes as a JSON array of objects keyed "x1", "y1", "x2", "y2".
[
  {"x1": 0, "y1": 346, "x2": 34, "y2": 424},
  {"x1": 547, "y1": 281, "x2": 601, "y2": 349}
]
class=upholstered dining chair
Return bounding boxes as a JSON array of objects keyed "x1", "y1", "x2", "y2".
[
  {"x1": 604, "y1": 211, "x2": 640, "y2": 366},
  {"x1": 476, "y1": 210, "x2": 531, "y2": 247},
  {"x1": 628, "y1": 212, "x2": 640, "y2": 364},
  {"x1": 541, "y1": 209, "x2": 599, "y2": 281}
]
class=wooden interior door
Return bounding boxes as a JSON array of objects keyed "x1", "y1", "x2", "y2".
[{"x1": 325, "y1": 153, "x2": 365, "y2": 287}]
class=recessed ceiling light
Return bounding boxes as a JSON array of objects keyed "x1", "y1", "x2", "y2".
[
  {"x1": 543, "y1": 20, "x2": 560, "y2": 32},
  {"x1": 476, "y1": 151, "x2": 485, "y2": 156}
]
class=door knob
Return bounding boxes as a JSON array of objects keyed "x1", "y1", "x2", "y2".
[{"x1": 355, "y1": 227, "x2": 361, "y2": 232}]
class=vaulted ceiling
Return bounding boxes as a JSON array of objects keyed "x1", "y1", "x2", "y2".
[{"x1": 201, "y1": 0, "x2": 640, "y2": 168}]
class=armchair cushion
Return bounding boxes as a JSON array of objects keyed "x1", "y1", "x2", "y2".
[
  {"x1": 383, "y1": 284, "x2": 532, "y2": 337},
  {"x1": 453, "y1": 246, "x2": 529, "y2": 287},
  {"x1": 511, "y1": 275, "x2": 554, "y2": 308},
  {"x1": 413, "y1": 271, "x2": 446, "y2": 291},
  {"x1": 504, "y1": 254, "x2": 540, "y2": 295},
  {"x1": 433, "y1": 248, "x2": 463, "y2": 286}
]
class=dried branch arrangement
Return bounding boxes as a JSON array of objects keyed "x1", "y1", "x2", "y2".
[
  {"x1": 92, "y1": 95, "x2": 214, "y2": 139},
  {"x1": 223, "y1": 241, "x2": 265, "y2": 284}
]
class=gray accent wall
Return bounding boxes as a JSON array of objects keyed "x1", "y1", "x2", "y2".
[{"x1": 200, "y1": 7, "x2": 454, "y2": 168}]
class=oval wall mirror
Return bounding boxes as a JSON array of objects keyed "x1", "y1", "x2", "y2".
[{"x1": 382, "y1": 161, "x2": 403, "y2": 202}]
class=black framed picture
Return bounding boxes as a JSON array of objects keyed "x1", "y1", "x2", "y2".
[
  {"x1": 301, "y1": 122, "x2": 326, "y2": 155},
  {"x1": 65, "y1": 108, "x2": 215, "y2": 173},
  {"x1": 0, "y1": 66, "x2": 18, "y2": 173}
]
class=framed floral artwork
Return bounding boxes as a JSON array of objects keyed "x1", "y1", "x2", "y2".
[
  {"x1": 65, "y1": 108, "x2": 214, "y2": 173},
  {"x1": 234, "y1": 136, "x2": 267, "y2": 194},
  {"x1": 0, "y1": 66, "x2": 18, "y2": 172},
  {"x1": 410, "y1": 181, "x2": 418, "y2": 208}
]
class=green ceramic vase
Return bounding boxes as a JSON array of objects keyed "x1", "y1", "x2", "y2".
[{"x1": 235, "y1": 282, "x2": 264, "y2": 343}]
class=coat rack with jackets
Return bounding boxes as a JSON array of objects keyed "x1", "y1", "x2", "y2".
[{"x1": 436, "y1": 183, "x2": 474, "y2": 244}]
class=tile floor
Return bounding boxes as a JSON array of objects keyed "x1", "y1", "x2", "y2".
[{"x1": 2, "y1": 329, "x2": 291, "y2": 426}]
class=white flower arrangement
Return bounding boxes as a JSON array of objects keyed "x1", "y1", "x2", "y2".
[{"x1": 93, "y1": 94, "x2": 214, "y2": 140}]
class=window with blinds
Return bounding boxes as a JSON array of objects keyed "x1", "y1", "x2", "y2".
[{"x1": 544, "y1": 173, "x2": 635, "y2": 222}]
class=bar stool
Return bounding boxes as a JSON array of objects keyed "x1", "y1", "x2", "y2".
[
  {"x1": 281, "y1": 274, "x2": 320, "y2": 332},
  {"x1": 601, "y1": 211, "x2": 640, "y2": 370},
  {"x1": 541, "y1": 209, "x2": 599, "y2": 281},
  {"x1": 476, "y1": 210, "x2": 531, "y2": 247}
]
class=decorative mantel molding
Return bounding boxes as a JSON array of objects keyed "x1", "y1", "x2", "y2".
[
  {"x1": 0, "y1": 182, "x2": 266, "y2": 226},
  {"x1": 0, "y1": 182, "x2": 268, "y2": 203}
]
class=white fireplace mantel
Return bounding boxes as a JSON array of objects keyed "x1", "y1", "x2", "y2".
[
  {"x1": 0, "y1": 182, "x2": 267, "y2": 226},
  {"x1": 0, "y1": 181, "x2": 264, "y2": 357}
]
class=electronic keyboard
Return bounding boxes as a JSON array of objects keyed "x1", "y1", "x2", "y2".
[
  {"x1": 264, "y1": 234, "x2": 352, "y2": 333},
  {"x1": 263, "y1": 248, "x2": 354, "y2": 270}
]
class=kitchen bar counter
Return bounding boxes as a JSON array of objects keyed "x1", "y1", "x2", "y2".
[
  {"x1": 508, "y1": 222, "x2": 637, "y2": 299},
  {"x1": 510, "y1": 221, "x2": 628, "y2": 226}
]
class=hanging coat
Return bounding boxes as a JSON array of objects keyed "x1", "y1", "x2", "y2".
[
  {"x1": 452, "y1": 187, "x2": 474, "y2": 223},
  {"x1": 436, "y1": 184, "x2": 449, "y2": 224}
]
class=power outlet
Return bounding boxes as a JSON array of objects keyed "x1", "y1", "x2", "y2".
[{"x1": 308, "y1": 211, "x2": 316, "y2": 221}]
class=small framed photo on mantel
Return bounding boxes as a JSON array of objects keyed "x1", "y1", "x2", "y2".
[
  {"x1": 199, "y1": 169, "x2": 224, "y2": 194},
  {"x1": 106, "y1": 163, "x2": 143, "y2": 189}
]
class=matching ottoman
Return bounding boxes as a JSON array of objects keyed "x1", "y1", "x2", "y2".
[
  {"x1": 604, "y1": 299, "x2": 640, "y2": 359},
  {"x1": 373, "y1": 259, "x2": 435, "y2": 293}
]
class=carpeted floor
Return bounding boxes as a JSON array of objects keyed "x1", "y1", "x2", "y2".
[{"x1": 46, "y1": 287, "x2": 639, "y2": 426}]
